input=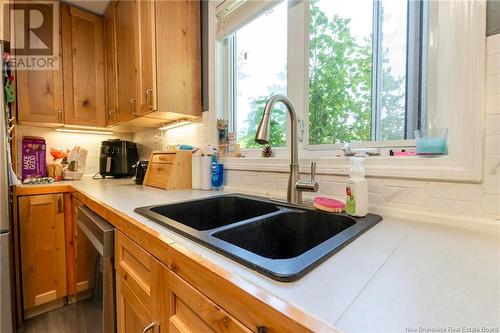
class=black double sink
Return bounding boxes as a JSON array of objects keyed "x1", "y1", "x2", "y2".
[{"x1": 135, "y1": 194, "x2": 382, "y2": 281}]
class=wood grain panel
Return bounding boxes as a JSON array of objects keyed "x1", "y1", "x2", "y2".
[
  {"x1": 168, "y1": 270, "x2": 251, "y2": 333},
  {"x1": 61, "y1": 4, "x2": 105, "y2": 127},
  {"x1": 116, "y1": 276, "x2": 158, "y2": 333},
  {"x1": 15, "y1": 2, "x2": 63, "y2": 125},
  {"x1": 137, "y1": 0, "x2": 157, "y2": 115},
  {"x1": 156, "y1": 0, "x2": 201, "y2": 117},
  {"x1": 115, "y1": 0, "x2": 138, "y2": 122},
  {"x1": 115, "y1": 229, "x2": 154, "y2": 311},
  {"x1": 19, "y1": 194, "x2": 67, "y2": 311},
  {"x1": 143, "y1": 151, "x2": 192, "y2": 190},
  {"x1": 104, "y1": 3, "x2": 118, "y2": 126}
]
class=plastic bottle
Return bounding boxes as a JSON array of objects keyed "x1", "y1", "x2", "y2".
[{"x1": 345, "y1": 157, "x2": 368, "y2": 217}]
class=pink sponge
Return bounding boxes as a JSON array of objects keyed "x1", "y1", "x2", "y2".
[{"x1": 313, "y1": 197, "x2": 345, "y2": 213}]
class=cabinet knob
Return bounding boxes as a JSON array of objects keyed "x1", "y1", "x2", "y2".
[
  {"x1": 57, "y1": 109, "x2": 63, "y2": 123},
  {"x1": 257, "y1": 327, "x2": 268, "y2": 333}
]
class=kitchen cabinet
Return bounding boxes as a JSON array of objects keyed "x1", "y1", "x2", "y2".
[
  {"x1": 167, "y1": 269, "x2": 251, "y2": 333},
  {"x1": 16, "y1": 3, "x2": 106, "y2": 128},
  {"x1": 61, "y1": 4, "x2": 106, "y2": 127},
  {"x1": 108, "y1": 0, "x2": 201, "y2": 127},
  {"x1": 115, "y1": 230, "x2": 250, "y2": 333},
  {"x1": 16, "y1": 59, "x2": 64, "y2": 124},
  {"x1": 18, "y1": 194, "x2": 67, "y2": 316},
  {"x1": 114, "y1": 0, "x2": 138, "y2": 123},
  {"x1": 104, "y1": 3, "x2": 118, "y2": 126},
  {"x1": 15, "y1": 3, "x2": 64, "y2": 125},
  {"x1": 115, "y1": 230, "x2": 165, "y2": 333},
  {"x1": 117, "y1": 277, "x2": 159, "y2": 333}
]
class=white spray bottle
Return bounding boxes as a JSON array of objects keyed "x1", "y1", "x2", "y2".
[{"x1": 345, "y1": 157, "x2": 368, "y2": 217}]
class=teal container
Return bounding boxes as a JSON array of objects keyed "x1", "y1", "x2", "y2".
[{"x1": 414, "y1": 129, "x2": 448, "y2": 155}]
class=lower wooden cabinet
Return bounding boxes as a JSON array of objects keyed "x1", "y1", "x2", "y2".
[
  {"x1": 116, "y1": 276, "x2": 159, "y2": 333},
  {"x1": 18, "y1": 194, "x2": 67, "y2": 316},
  {"x1": 115, "y1": 230, "x2": 250, "y2": 333},
  {"x1": 167, "y1": 269, "x2": 251, "y2": 333}
]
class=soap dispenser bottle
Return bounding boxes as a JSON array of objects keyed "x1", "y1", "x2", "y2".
[{"x1": 346, "y1": 157, "x2": 368, "y2": 217}]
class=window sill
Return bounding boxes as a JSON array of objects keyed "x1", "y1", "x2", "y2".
[{"x1": 222, "y1": 154, "x2": 481, "y2": 182}]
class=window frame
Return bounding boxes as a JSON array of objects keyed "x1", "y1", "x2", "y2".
[{"x1": 214, "y1": 0, "x2": 486, "y2": 182}]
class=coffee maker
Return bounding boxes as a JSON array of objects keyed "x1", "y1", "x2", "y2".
[{"x1": 99, "y1": 140, "x2": 139, "y2": 178}]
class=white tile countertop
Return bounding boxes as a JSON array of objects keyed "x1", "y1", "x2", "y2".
[{"x1": 18, "y1": 178, "x2": 500, "y2": 332}]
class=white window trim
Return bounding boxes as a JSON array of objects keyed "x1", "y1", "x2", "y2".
[{"x1": 213, "y1": 0, "x2": 486, "y2": 182}]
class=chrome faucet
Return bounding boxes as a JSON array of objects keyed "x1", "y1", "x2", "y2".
[{"x1": 255, "y1": 94, "x2": 318, "y2": 204}]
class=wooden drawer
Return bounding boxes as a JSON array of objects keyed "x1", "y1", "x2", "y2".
[
  {"x1": 168, "y1": 270, "x2": 251, "y2": 333},
  {"x1": 115, "y1": 230, "x2": 155, "y2": 312},
  {"x1": 151, "y1": 153, "x2": 176, "y2": 164}
]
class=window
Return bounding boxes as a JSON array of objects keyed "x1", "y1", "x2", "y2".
[
  {"x1": 308, "y1": 0, "x2": 426, "y2": 145},
  {"x1": 219, "y1": 0, "x2": 427, "y2": 149},
  {"x1": 228, "y1": 1, "x2": 288, "y2": 148}
]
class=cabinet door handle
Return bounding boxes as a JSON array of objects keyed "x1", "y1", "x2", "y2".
[
  {"x1": 130, "y1": 97, "x2": 137, "y2": 115},
  {"x1": 145, "y1": 89, "x2": 153, "y2": 110},
  {"x1": 57, "y1": 195, "x2": 63, "y2": 214},
  {"x1": 57, "y1": 109, "x2": 63, "y2": 123},
  {"x1": 142, "y1": 321, "x2": 157, "y2": 333}
]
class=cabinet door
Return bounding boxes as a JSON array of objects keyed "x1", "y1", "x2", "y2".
[
  {"x1": 115, "y1": 0, "x2": 139, "y2": 122},
  {"x1": 156, "y1": 0, "x2": 201, "y2": 117},
  {"x1": 104, "y1": 3, "x2": 119, "y2": 126},
  {"x1": 19, "y1": 194, "x2": 67, "y2": 311},
  {"x1": 15, "y1": 1, "x2": 64, "y2": 125},
  {"x1": 167, "y1": 270, "x2": 251, "y2": 333},
  {"x1": 136, "y1": 0, "x2": 156, "y2": 115},
  {"x1": 61, "y1": 4, "x2": 106, "y2": 127},
  {"x1": 117, "y1": 277, "x2": 159, "y2": 333}
]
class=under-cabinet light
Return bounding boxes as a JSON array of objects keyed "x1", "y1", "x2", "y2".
[
  {"x1": 159, "y1": 120, "x2": 192, "y2": 131},
  {"x1": 54, "y1": 128, "x2": 114, "y2": 135}
]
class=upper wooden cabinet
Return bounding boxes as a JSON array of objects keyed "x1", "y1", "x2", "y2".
[
  {"x1": 17, "y1": 66, "x2": 65, "y2": 125},
  {"x1": 114, "y1": 0, "x2": 138, "y2": 123},
  {"x1": 61, "y1": 4, "x2": 106, "y2": 127},
  {"x1": 109, "y1": 0, "x2": 202, "y2": 127},
  {"x1": 104, "y1": 4, "x2": 119, "y2": 126},
  {"x1": 16, "y1": 3, "x2": 106, "y2": 128}
]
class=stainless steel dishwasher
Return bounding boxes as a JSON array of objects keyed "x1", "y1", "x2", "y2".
[{"x1": 77, "y1": 206, "x2": 115, "y2": 333}]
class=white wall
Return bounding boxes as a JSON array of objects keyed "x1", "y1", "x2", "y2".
[{"x1": 15, "y1": 125, "x2": 132, "y2": 176}]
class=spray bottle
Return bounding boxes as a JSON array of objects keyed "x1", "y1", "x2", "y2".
[{"x1": 345, "y1": 157, "x2": 368, "y2": 217}]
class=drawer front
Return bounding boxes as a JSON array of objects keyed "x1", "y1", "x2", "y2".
[
  {"x1": 115, "y1": 230, "x2": 154, "y2": 311},
  {"x1": 168, "y1": 270, "x2": 251, "y2": 333},
  {"x1": 151, "y1": 153, "x2": 175, "y2": 164}
]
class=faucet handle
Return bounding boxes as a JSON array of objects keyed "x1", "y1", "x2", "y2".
[
  {"x1": 296, "y1": 162, "x2": 319, "y2": 193},
  {"x1": 310, "y1": 162, "x2": 316, "y2": 181}
]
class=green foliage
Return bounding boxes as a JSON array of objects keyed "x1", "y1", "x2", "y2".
[
  {"x1": 238, "y1": 96, "x2": 287, "y2": 149},
  {"x1": 308, "y1": 0, "x2": 372, "y2": 144},
  {"x1": 238, "y1": 0, "x2": 406, "y2": 148}
]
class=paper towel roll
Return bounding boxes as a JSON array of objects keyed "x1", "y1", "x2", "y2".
[
  {"x1": 191, "y1": 156, "x2": 201, "y2": 189},
  {"x1": 200, "y1": 156, "x2": 212, "y2": 190}
]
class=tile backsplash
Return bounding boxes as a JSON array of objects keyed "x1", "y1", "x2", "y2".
[{"x1": 15, "y1": 125, "x2": 132, "y2": 177}]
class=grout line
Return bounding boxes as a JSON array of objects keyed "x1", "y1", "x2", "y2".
[{"x1": 334, "y1": 231, "x2": 411, "y2": 326}]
